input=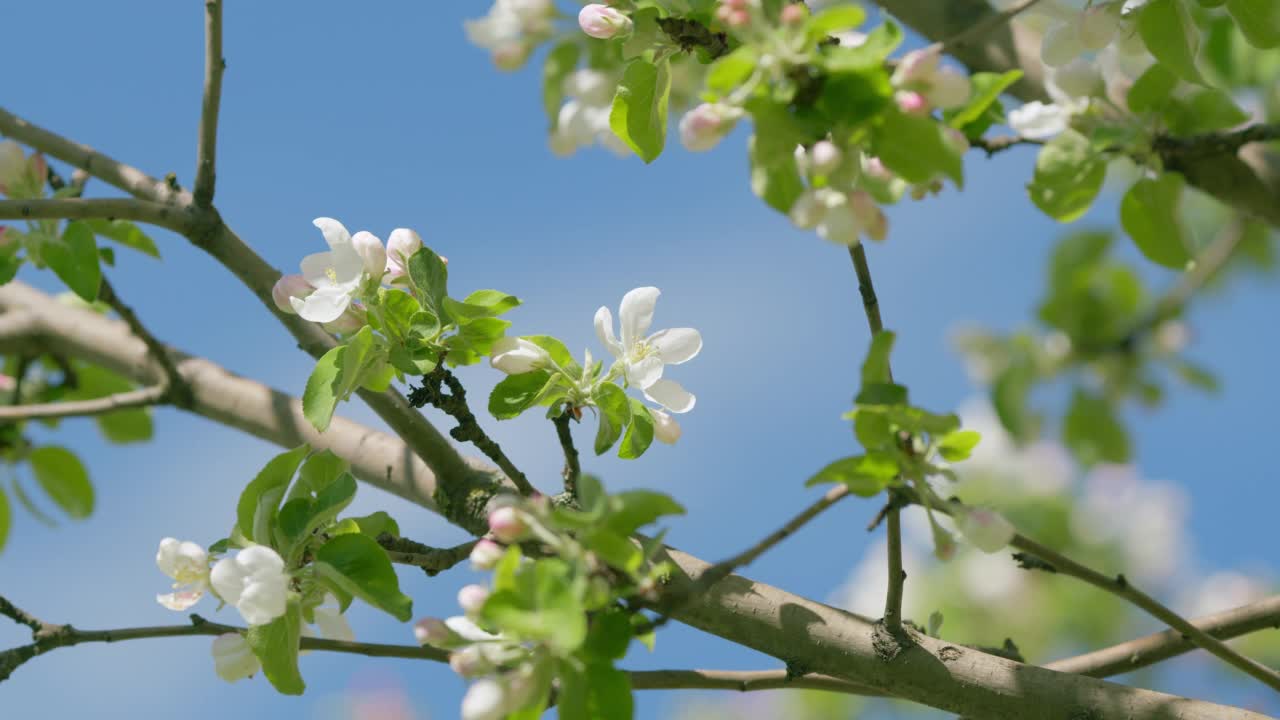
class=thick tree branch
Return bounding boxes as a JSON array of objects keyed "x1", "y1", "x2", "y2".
[
  {"x1": 0, "y1": 384, "x2": 165, "y2": 421},
  {"x1": 871, "y1": 0, "x2": 1280, "y2": 228},
  {"x1": 0, "y1": 198, "x2": 193, "y2": 234},
  {"x1": 630, "y1": 668, "x2": 880, "y2": 696},
  {"x1": 194, "y1": 0, "x2": 225, "y2": 207}
]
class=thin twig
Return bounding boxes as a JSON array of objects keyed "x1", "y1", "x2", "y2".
[
  {"x1": 552, "y1": 410, "x2": 581, "y2": 501},
  {"x1": 97, "y1": 278, "x2": 192, "y2": 408},
  {"x1": 0, "y1": 198, "x2": 193, "y2": 234},
  {"x1": 0, "y1": 595, "x2": 44, "y2": 636},
  {"x1": 0, "y1": 385, "x2": 166, "y2": 421},
  {"x1": 912, "y1": 488, "x2": 1280, "y2": 693},
  {"x1": 194, "y1": 0, "x2": 225, "y2": 207},
  {"x1": 377, "y1": 534, "x2": 476, "y2": 577},
  {"x1": 938, "y1": 0, "x2": 1047, "y2": 53},
  {"x1": 407, "y1": 366, "x2": 535, "y2": 495},
  {"x1": 969, "y1": 135, "x2": 1046, "y2": 158},
  {"x1": 640, "y1": 484, "x2": 851, "y2": 633}
]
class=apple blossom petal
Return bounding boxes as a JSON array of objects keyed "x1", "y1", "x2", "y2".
[
  {"x1": 299, "y1": 251, "x2": 339, "y2": 289},
  {"x1": 312, "y1": 217, "x2": 351, "y2": 250},
  {"x1": 211, "y1": 633, "x2": 261, "y2": 683},
  {"x1": 644, "y1": 378, "x2": 696, "y2": 413},
  {"x1": 314, "y1": 606, "x2": 356, "y2": 643},
  {"x1": 157, "y1": 589, "x2": 204, "y2": 611},
  {"x1": 625, "y1": 355, "x2": 664, "y2": 389},
  {"x1": 619, "y1": 286, "x2": 660, "y2": 349},
  {"x1": 594, "y1": 306, "x2": 623, "y2": 357},
  {"x1": 445, "y1": 615, "x2": 499, "y2": 642},
  {"x1": 292, "y1": 286, "x2": 353, "y2": 323},
  {"x1": 648, "y1": 328, "x2": 702, "y2": 365}
]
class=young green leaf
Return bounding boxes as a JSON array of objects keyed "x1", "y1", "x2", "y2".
[
  {"x1": 609, "y1": 57, "x2": 672, "y2": 163},
  {"x1": 805, "y1": 453, "x2": 898, "y2": 495},
  {"x1": 1027, "y1": 130, "x2": 1107, "y2": 223},
  {"x1": 1063, "y1": 389, "x2": 1130, "y2": 465},
  {"x1": 0, "y1": 487, "x2": 9, "y2": 553},
  {"x1": 314, "y1": 533, "x2": 413, "y2": 621},
  {"x1": 1127, "y1": 63, "x2": 1179, "y2": 114},
  {"x1": 937, "y1": 429, "x2": 981, "y2": 462},
  {"x1": 83, "y1": 218, "x2": 160, "y2": 258},
  {"x1": 619, "y1": 400, "x2": 655, "y2": 459},
  {"x1": 489, "y1": 370, "x2": 554, "y2": 420},
  {"x1": 406, "y1": 246, "x2": 450, "y2": 320},
  {"x1": 44, "y1": 221, "x2": 102, "y2": 302},
  {"x1": 28, "y1": 446, "x2": 93, "y2": 519},
  {"x1": 1138, "y1": 0, "x2": 1205, "y2": 84},
  {"x1": 236, "y1": 445, "x2": 309, "y2": 543},
  {"x1": 1226, "y1": 0, "x2": 1280, "y2": 48},
  {"x1": 872, "y1": 108, "x2": 964, "y2": 187},
  {"x1": 861, "y1": 330, "x2": 895, "y2": 385},
  {"x1": 246, "y1": 603, "x2": 305, "y2": 695},
  {"x1": 558, "y1": 662, "x2": 633, "y2": 720},
  {"x1": 946, "y1": 70, "x2": 1022, "y2": 130},
  {"x1": 303, "y1": 345, "x2": 344, "y2": 432},
  {"x1": 1120, "y1": 173, "x2": 1191, "y2": 268},
  {"x1": 593, "y1": 382, "x2": 631, "y2": 455}
]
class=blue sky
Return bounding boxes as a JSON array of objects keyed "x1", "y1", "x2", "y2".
[{"x1": 2, "y1": 2, "x2": 1278, "y2": 718}]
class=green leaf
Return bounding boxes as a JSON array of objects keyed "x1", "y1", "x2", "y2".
[
  {"x1": 246, "y1": 603, "x2": 305, "y2": 695},
  {"x1": 462, "y1": 289, "x2": 521, "y2": 316},
  {"x1": 406, "y1": 246, "x2": 450, "y2": 320},
  {"x1": 855, "y1": 382, "x2": 908, "y2": 406},
  {"x1": 314, "y1": 533, "x2": 413, "y2": 621},
  {"x1": 303, "y1": 345, "x2": 344, "y2": 432},
  {"x1": 558, "y1": 662, "x2": 633, "y2": 720},
  {"x1": 748, "y1": 132, "x2": 806, "y2": 214},
  {"x1": 524, "y1": 335, "x2": 576, "y2": 371},
  {"x1": 1127, "y1": 63, "x2": 1179, "y2": 114},
  {"x1": 1120, "y1": 173, "x2": 1192, "y2": 269},
  {"x1": 706, "y1": 46, "x2": 758, "y2": 97},
  {"x1": 0, "y1": 487, "x2": 10, "y2": 553},
  {"x1": 853, "y1": 407, "x2": 893, "y2": 449},
  {"x1": 543, "y1": 41, "x2": 582, "y2": 128},
  {"x1": 1063, "y1": 389, "x2": 1130, "y2": 465},
  {"x1": 302, "y1": 328, "x2": 386, "y2": 432},
  {"x1": 807, "y1": 5, "x2": 866, "y2": 37},
  {"x1": 1138, "y1": 0, "x2": 1205, "y2": 84},
  {"x1": 619, "y1": 400, "x2": 654, "y2": 459},
  {"x1": 605, "y1": 490, "x2": 685, "y2": 536},
  {"x1": 1227, "y1": 0, "x2": 1280, "y2": 48},
  {"x1": 236, "y1": 445, "x2": 309, "y2": 543},
  {"x1": 861, "y1": 330, "x2": 895, "y2": 385},
  {"x1": 593, "y1": 382, "x2": 631, "y2": 455},
  {"x1": 1166, "y1": 88, "x2": 1250, "y2": 133},
  {"x1": 298, "y1": 449, "x2": 349, "y2": 495},
  {"x1": 1027, "y1": 130, "x2": 1107, "y2": 223},
  {"x1": 992, "y1": 363, "x2": 1039, "y2": 444},
  {"x1": 585, "y1": 609, "x2": 634, "y2": 661},
  {"x1": 489, "y1": 370, "x2": 554, "y2": 420},
  {"x1": 946, "y1": 70, "x2": 1022, "y2": 129},
  {"x1": 609, "y1": 57, "x2": 672, "y2": 163},
  {"x1": 805, "y1": 453, "x2": 898, "y2": 495},
  {"x1": 282, "y1": 473, "x2": 357, "y2": 547},
  {"x1": 347, "y1": 510, "x2": 401, "y2": 539},
  {"x1": 823, "y1": 19, "x2": 902, "y2": 71},
  {"x1": 28, "y1": 446, "x2": 93, "y2": 519},
  {"x1": 482, "y1": 558, "x2": 586, "y2": 653},
  {"x1": 937, "y1": 429, "x2": 981, "y2": 462},
  {"x1": 83, "y1": 218, "x2": 160, "y2": 258},
  {"x1": 872, "y1": 107, "x2": 964, "y2": 187},
  {"x1": 45, "y1": 221, "x2": 102, "y2": 302}
]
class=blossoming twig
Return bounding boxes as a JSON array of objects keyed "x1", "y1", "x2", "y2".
[
  {"x1": 0, "y1": 384, "x2": 166, "y2": 421},
  {"x1": 193, "y1": 0, "x2": 225, "y2": 208},
  {"x1": 909, "y1": 487, "x2": 1280, "y2": 692},
  {"x1": 551, "y1": 410, "x2": 581, "y2": 501},
  {"x1": 98, "y1": 277, "x2": 193, "y2": 408},
  {"x1": 408, "y1": 365, "x2": 535, "y2": 496}
]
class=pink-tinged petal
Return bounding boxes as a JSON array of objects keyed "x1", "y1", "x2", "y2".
[
  {"x1": 648, "y1": 328, "x2": 702, "y2": 365},
  {"x1": 625, "y1": 355, "x2": 664, "y2": 389},
  {"x1": 157, "y1": 589, "x2": 204, "y2": 611},
  {"x1": 594, "y1": 306, "x2": 623, "y2": 357},
  {"x1": 618, "y1": 287, "x2": 660, "y2": 348},
  {"x1": 312, "y1": 217, "x2": 351, "y2": 250},
  {"x1": 644, "y1": 378, "x2": 695, "y2": 413},
  {"x1": 292, "y1": 287, "x2": 352, "y2": 323}
]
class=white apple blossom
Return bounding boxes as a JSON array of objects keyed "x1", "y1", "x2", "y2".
[
  {"x1": 211, "y1": 633, "x2": 260, "y2": 683},
  {"x1": 292, "y1": 218, "x2": 369, "y2": 324},
  {"x1": 489, "y1": 337, "x2": 552, "y2": 375},
  {"x1": 594, "y1": 287, "x2": 701, "y2": 412},
  {"x1": 210, "y1": 545, "x2": 289, "y2": 626},
  {"x1": 464, "y1": 0, "x2": 553, "y2": 71},
  {"x1": 1008, "y1": 100, "x2": 1073, "y2": 139},
  {"x1": 385, "y1": 228, "x2": 423, "y2": 282},
  {"x1": 890, "y1": 47, "x2": 970, "y2": 111},
  {"x1": 446, "y1": 615, "x2": 501, "y2": 643},
  {"x1": 550, "y1": 72, "x2": 630, "y2": 158},
  {"x1": 461, "y1": 678, "x2": 509, "y2": 720},
  {"x1": 155, "y1": 537, "x2": 210, "y2": 611}
]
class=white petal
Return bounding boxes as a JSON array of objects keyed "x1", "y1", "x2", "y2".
[
  {"x1": 594, "y1": 306, "x2": 623, "y2": 357},
  {"x1": 648, "y1": 328, "x2": 702, "y2": 365},
  {"x1": 461, "y1": 679, "x2": 508, "y2": 720},
  {"x1": 444, "y1": 615, "x2": 499, "y2": 642},
  {"x1": 299, "y1": 251, "x2": 338, "y2": 289},
  {"x1": 292, "y1": 286, "x2": 353, "y2": 323},
  {"x1": 1008, "y1": 101, "x2": 1070, "y2": 140},
  {"x1": 1040, "y1": 21, "x2": 1083, "y2": 67},
  {"x1": 237, "y1": 546, "x2": 285, "y2": 577},
  {"x1": 210, "y1": 557, "x2": 247, "y2": 606},
  {"x1": 618, "y1": 287, "x2": 660, "y2": 349},
  {"x1": 157, "y1": 589, "x2": 204, "y2": 611},
  {"x1": 351, "y1": 231, "x2": 387, "y2": 278},
  {"x1": 625, "y1": 355, "x2": 664, "y2": 389},
  {"x1": 314, "y1": 607, "x2": 356, "y2": 643},
  {"x1": 312, "y1": 217, "x2": 351, "y2": 250},
  {"x1": 211, "y1": 633, "x2": 261, "y2": 683},
  {"x1": 644, "y1": 378, "x2": 696, "y2": 413},
  {"x1": 237, "y1": 577, "x2": 288, "y2": 626}
]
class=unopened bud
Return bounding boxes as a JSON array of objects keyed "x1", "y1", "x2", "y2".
[
  {"x1": 780, "y1": 3, "x2": 807, "y2": 25},
  {"x1": 469, "y1": 539, "x2": 505, "y2": 570},
  {"x1": 679, "y1": 103, "x2": 743, "y2": 152},
  {"x1": 579, "y1": 4, "x2": 633, "y2": 39},
  {"x1": 489, "y1": 337, "x2": 551, "y2": 375},
  {"x1": 272, "y1": 274, "x2": 313, "y2": 314},
  {"x1": 450, "y1": 646, "x2": 493, "y2": 678},
  {"x1": 457, "y1": 584, "x2": 490, "y2": 616},
  {"x1": 351, "y1": 231, "x2": 387, "y2": 278},
  {"x1": 895, "y1": 90, "x2": 929, "y2": 116},
  {"x1": 891, "y1": 47, "x2": 940, "y2": 88},
  {"x1": 488, "y1": 506, "x2": 528, "y2": 543},
  {"x1": 414, "y1": 617, "x2": 452, "y2": 647},
  {"x1": 808, "y1": 140, "x2": 842, "y2": 176},
  {"x1": 652, "y1": 408, "x2": 682, "y2": 445}
]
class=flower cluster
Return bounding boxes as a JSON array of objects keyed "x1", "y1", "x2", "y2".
[
  {"x1": 155, "y1": 538, "x2": 354, "y2": 683},
  {"x1": 890, "y1": 46, "x2": 971, "y2": 116},
  {"x1": 465, "y1": 0, "x2": 556, "y2": 70},
  {"x1": 272, "y1": 217, "x2": 426, "y2": 333}
]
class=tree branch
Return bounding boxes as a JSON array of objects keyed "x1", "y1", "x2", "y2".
[
  {"x1": 552, "y1": 410, "x2": 581, "y2": 501},
  {"x1": 194, "y1": 0, "x2": 225, "y2": 207},
  {"x1": 0, "y1": 384, "x2": 166, "y2": 421},
  {"x1": 630, "y1": 668, "x2": 881, "y2": 696},
  {"x1": 98, "y1": 278, "x2": 192, "y2": 408},
  {"x1": 378, "y1": 534, "x2": 477, "y2": 577},
  {"x1": 0, "y1": 198, "x2": 193, "y2": 234}
]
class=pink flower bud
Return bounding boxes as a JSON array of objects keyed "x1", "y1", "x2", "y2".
[
  {"x1": 579, "y1": 4, "x2": 633, "y2": 39},
  {"x1": 863, "y1": 156, "x2": 892, "y2": 182},
  {"x1": 808, "y1": 140, "x2": 842, "y2": 176},
  {"x1": 894, "y1": 90, "x2": 929, "y2": 116},
  {"x1": 385, "y1": 228, "x2": 423, "y2": 281},
  {"x1": 0, "y1": 374, "x2": 15, "y2": 392},
  {"x1": 457, "y1": 584, "x2": 491, "y2": 616},
  {"x1": 414, "y1": 617, "x2": 452, "y2": 647},
  {"x1": 469, "y1": 539, "x2": 505, "y2": 570},
  {"x1": 679, "y1": 103, "x2": 743, "y2": 152},
  {"x1": 272, "y1": 274, "x2": 313, "y2": 314},
  {"x1": 351, "y1": 231, "x2": 387, "y2": 279},
  {"x1": 780, "y1": 3, "x2": 807, "y2": 25},
  {"x1": 726, "y1": 8, "x2": 751, "y2": 27},
  {"x1": 488, "y1": 506, "x2": 527, "y2": 543},
  {"x1": 891, "y1": 47, "x2": 940, "y2": 88},
  {"x1": 954, "y1": 505, "x2": 1016, "y2": 553}
]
